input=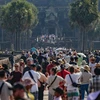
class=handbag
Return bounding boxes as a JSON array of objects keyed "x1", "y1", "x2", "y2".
[{"x1": 69, "y1": 74, "x2": 80, "y2": 87}]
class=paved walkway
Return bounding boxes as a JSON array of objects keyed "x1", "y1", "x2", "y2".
[
  {"x1": 43, "y1": 90, "x2": 87, "y2": 100},
  {"x1": 44, "y1": 90, "x2": 48, "y2": 100}
]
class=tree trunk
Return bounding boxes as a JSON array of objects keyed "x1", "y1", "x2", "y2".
[
  {"x1": 81, "y1": 28, "x2": 86, "y2": 52},
  {"x1": 11, "y1": 33, "x2": 15, "y2": 51},
  {"x1": 15, "y1": 32, "x2": 21, "y2": 51}
]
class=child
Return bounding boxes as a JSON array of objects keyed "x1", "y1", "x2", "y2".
[{"x1": 53, "y1": 87, "x2": 64, "y2": 100}]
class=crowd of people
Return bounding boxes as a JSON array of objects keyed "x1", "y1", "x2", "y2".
[{"x1": 0, "y1": 48, "x2": 100, "y2": 100}]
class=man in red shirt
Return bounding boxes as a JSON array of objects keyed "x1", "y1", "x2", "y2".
[
  {"x1": 57, "y1": 64, "x2": 70, "y2": 79},
  {"x1": 57, "y1": 64, "x2": 70, "y2": 100}
]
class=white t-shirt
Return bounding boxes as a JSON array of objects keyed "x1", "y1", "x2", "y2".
[
  {"x1": 0, "y1": 80, "x2": 13, "y2": 100},
  {"x1": 22, "y1": 70, "x2": 41, "y2": 92},
  {"x1": 65, "y1": 72, "x2": 82, "y2": 90},
  {"x1": 89, "y1": 63, "x2": 96, "y2": 75},
  {"x1": 47, "y1": 75, "x2": 64, "y2": 95}
]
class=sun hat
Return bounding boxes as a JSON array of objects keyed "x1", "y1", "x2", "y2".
[
  {"x1": 81, "y1": 60, "x2": 87, "y2": 65},
  {"x1": 23, "y1": 78, "x2": 34, "y2": 86},
  {"x1": 84, "y1": 65, "x2": 90, "y2": 71},
  {"x1": 58, "y1": 59, "x2": 64, "y2": 65},
  {"x1": 53, "y1": 87, "x2": 64, "y2": 95}
]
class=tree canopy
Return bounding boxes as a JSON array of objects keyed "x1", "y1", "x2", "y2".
[
  {"x1": 0, "y1": 0, "x2": 38, "y2": 50},
  {"x1": 69, "y1": 0, "x2": 99, "y2": 51},
  {"x1": 69, "y1": 0, "x2": 99, "y2": 29},
  {"x1": 0, "y1": 0, "x2": 38, "y2": 33}
]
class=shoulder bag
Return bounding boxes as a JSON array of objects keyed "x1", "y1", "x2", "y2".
[
  {"x1": 28, "y1": 71, "x2": 36, "y2": 83},
  {"x1": 69, "y1": 74, "x2": 80, "y2": 87},
  {"x1": 48, "y1": 76, "x2": 57, "y2": 89}
]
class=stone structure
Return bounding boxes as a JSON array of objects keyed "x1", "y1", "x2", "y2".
[{"x1": 0, "y1": 0, "x2": 78, "y2": 49}]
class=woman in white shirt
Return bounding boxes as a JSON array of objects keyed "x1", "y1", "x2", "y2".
[
  {"x1": 65, "y1": 66, "x2": 82, "y2": 100},
  {"x1": 47, "y1": 67, "x2": 65, "y2": 100}
]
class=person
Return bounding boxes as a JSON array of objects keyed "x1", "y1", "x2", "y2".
[
  {"x1": 2, "y1": 64, "x2": 11, "y2": 82},
  {"x1": 47, "y1": 67, "x2": 65, "y2": 100},
  {"x1": 89, "y1": 57, "x2": 96, "y2": 76},
  {"x1": 53, "y1": 87, "x2": 64, "y2": 100},
  {"x1": 32, "y1": 52, "x2": 37, "y2": 60},
  {"x1": 80, "y1": 65, "x2": 92, "y2": 100},
  {"x1": 21, "y1": 53, "x2": 27, "y2": 64},
  {"x1": 23, "y1": 58, "x2": 33, "y2": 75},
  {"x1": 37, "y1": 53, "x2": 44, "y2": 65},
  {"x1": 10, "y1": 63, "x2": 22, "y2": 85},
  {"x1": 65, "y1": 66, "x2": 82, "y2": 100},
  {"x1": 22, "y1": 64, "x2": 41, "y2": 100},
  {"x1": 13, "y1": 83, "x2": 30, "y2": 100},
  {"x1": 23, "y1": 78, "x2": 35, "y2": 100},
  {"x1": 2, "y1": 64, "x2": 10, "y2": 78},
  {"x1": 69, "y1": 56, "x2": 77, "y2": 65},
  {"x1": 89, "y1": 64, "x2": 100, "y2": 93},
  {"x1": 46, "y1": 60, "x2": 58, "y2": 75},
  {"x1": 74, "y1": 56, "x2": 78, "y2": 65},
  {"x1": 0, "y1": 70, "x2": 13, "y2": 100},
  {"x1": 42, "y1": 57, "x2": 49, "y2": 74},
  {"x1": 19, "y1": 59, "x2": 26, "y2": 73},
  {"x1": 57, "y1": 64, "x2": 70, "y2": 79},
  {"x1": 37, "y1": 65, "x2": 47, "y2": 100},
  {"x1": 57, "y1": 64, "x2": 70, "y2": 100},
  {"x1": 9, "y1": 51, "x2": 15, "y2": 71}
]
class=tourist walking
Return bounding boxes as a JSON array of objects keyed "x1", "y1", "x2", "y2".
[
  {"x1": 22, "y1": 64, "x2": 41, "y2": 100},
  {"x1": 0, "y1": 70, "x2": 13, "y2": 100},
  {"x1": 37, "y1": 65, "x2": 47, "y2": 100},
  {"x1": 47, "y1": 67, "x2": 65, "y2": 100},
  {"x1": 80, "y1": 65, "x2": 92, "y2": 100},
  {"x1": 65, "y1": 66, "x2": 82, "y2": 100}
]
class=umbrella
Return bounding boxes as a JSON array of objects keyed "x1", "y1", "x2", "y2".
[
  {"x1": 77, "y1": 53, "x2": 86, "y2": 57},
  {"x1": 56, "y1": 48, "x2": 66, "y2": 51},
  {"x1": 30, "y1": 47, "x2": 38, "y2": 54}
]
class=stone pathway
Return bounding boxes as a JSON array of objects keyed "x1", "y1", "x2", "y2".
[{"x1": 43, "y1": 90, "x2": 87, "y2": 100}]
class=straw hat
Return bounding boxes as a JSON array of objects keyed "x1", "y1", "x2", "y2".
[
  {"x1": 58, "y1": 59, "x2": 64, "y2": 65},
  {"x1": 81, "y1": 60, "x2": 87, "y2": 65},
  {"x1": 84, "y1": 65, "x2": 90, "y2": 71},
  {"x1": 23, "y1": 78, "x2": 34, "y2": 86}
]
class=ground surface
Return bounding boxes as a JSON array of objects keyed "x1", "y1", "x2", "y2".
[{"x1": 43, "y1": 90, "x2": 87, "y2": 100}]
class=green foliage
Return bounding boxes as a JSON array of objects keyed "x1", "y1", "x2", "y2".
[
  {"x1": 88, "y1": 19, "x2": 100, "y2": 40},
  {"x1": 69, "y1": 0, "x2": 99, "y2": 28},
  {"x1": 0, "y1": 0, "x2": 38, "y2": 33}
]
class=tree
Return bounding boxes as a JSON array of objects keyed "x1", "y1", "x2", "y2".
[
  {"x1": 0, "y1": 0, "x2": 38, "y2": 50},
  {"x1": 69, "y1": 0, "x2": 99, "y2": 52},
  {"x1": 88, "y1": 20, "x2": 100, "y2": 50}
]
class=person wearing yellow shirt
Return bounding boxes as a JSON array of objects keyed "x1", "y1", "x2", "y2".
[{"x1": 23, "y1": 78, "x2": 35, "y2": 100}]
